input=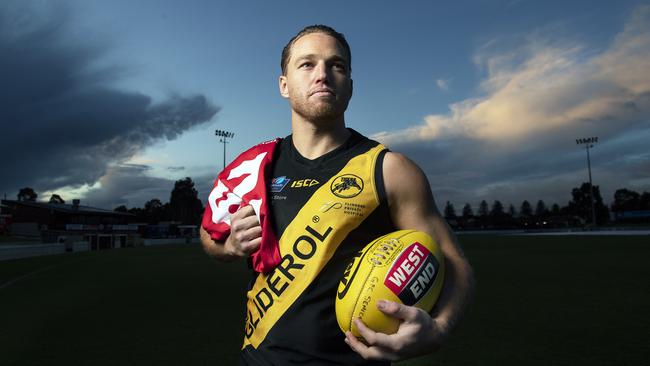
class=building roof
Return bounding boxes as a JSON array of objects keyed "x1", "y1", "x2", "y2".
[{"x1": 1, "y1": 200, "x2": 134, "y2": 217}]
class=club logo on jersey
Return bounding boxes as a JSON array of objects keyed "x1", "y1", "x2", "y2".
[
  {"x1": 291, "y1": 179, "x2": 320, "y2": 188},
  {"x1": 330, "y1": 174, "x2": 364, "y2": 198},
  {"x1": 270, "y1": 176, "x2": 290, "y2": 192},
  {"x1": 384, "y1": 242, "x2": 440, "y2": 306}
]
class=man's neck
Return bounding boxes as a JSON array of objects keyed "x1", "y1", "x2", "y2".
[{"x1": 290, "y1": 113, "x2": 351, "y2": 160}]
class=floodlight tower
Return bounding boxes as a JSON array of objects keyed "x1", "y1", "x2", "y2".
[
  {"x1": 215, "y1": 129, "x2": 235, "y2": 171},
  {"x1": 575, "y1": 136, "x2": 598, "y2": 227}
]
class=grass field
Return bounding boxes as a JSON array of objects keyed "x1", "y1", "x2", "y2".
[{"x1": 1, "y1": 235, "x2": 648, "y2": 365}]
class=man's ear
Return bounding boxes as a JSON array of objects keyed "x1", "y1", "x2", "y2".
[
  {"x1": 279, "y1": 75, "x2": 289, "y2": 98},
  {"x1": 350, "y1": 78, "x2": 353, "y2": 96}
]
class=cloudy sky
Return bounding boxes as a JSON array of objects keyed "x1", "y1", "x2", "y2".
[{"x1": 1, "y1": 0, "x2": 648, "y2": 212}]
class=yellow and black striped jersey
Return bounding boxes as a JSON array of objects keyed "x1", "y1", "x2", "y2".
[{"x1": 240, "y1": 129, "x2": 395, "y2": 365}]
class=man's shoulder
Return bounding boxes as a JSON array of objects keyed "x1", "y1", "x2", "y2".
[
  {"x1": 347, "y1": 128, "x2": 387, "y2": 152},
  {"x1": 238, "y1": 137, "x2": 283, "y2": 155},
  {"x1": 221, "y1": 138, "x2": 283, "y2": 172},
  {"x1": 253, "y1": 137, "x2": 283, "y2": 149},
  {"x1": 382, "y1": 151, "x2": 431, "y2": 203},
  {"x1": 382, "y1": 151, "x2": 422, "y2": 175}
]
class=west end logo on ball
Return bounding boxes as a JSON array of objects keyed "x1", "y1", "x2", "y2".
[
  {"x1": 384, "y1": 242, "x2": 439, "y2": 306},
  {"x1": 330, "y1": 174, "x2": 364, "y2": 198}
]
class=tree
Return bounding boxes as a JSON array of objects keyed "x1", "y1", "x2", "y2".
[
  {"x1": 128, "y1": 207, "x2": 145, "y2": 222},
  {"x1": 477, "y1": 200, "x2": 489, "y2": 228},
  {"x1": 17, "y1": 187, "x2": 37, "y2": 201},
  {"x1": 519, "y1": 200, "x2": 533, "y2": 228},
  {"x1": 145, "y1": 198, "x2": 163, "y2": 212},
  {"x1": 551, "y1": 203, "x2": 560, "y2": 215},
  {"x1": 462, "y1": 203, "x2": 474, "y2": 218},
  {"x1": 114, "y1": 205, "x2": 128, "y2": 213},
  {"x1": 611, "y1": 188, "x2": 640, "y2": 212},
  {"x1": 520, "y1": 200, "x2": 532, "y2": 217},
  {"x1": 490, "y1": 200, "x2": 504, "y2": 217},
  {"x1": 49, "y1": 194, "x2": 65, "y2": 204},
  {"x1": 169, "y1": 177, "x2": 203, "y2": 224},
  {"x1": 478, "y1": 200, "x2": 489, "y2": 217},
  {"x1": 144, "y1": 198, "x2": 165, "y2": 223},
  {"x1": 162, "y1": 202, "x2": 172, "y2": 222},
  {"x1": 640, "y1": 192, "x2": 650, "y2": 210},
  {"x1": 567, "y1": 183, "x2": 609, "y2": 225},
  {"x1": 535, "y1": 200, "x2": 549, "y2": 218},
  {"x1": 443, "y1": 201, "x2": 457, "y2": 219},
  {"x1": 489, "y1": 200, "x2": 510, "y2": 228},
  {"x1": 508, "y1": 204, "x2": 517, "y2": 217}
]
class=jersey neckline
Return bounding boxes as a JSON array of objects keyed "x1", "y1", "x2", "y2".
[{"x1": 285, "y1": 128, "x2": 365, "y2": 168}]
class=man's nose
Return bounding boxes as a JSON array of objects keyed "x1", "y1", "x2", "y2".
[{"x1": 314, "y1": 62, "x2": 330, "y2": 83}]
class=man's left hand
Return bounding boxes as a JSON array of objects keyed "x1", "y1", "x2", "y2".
[{"x1": 344, "y1": 299, "x2": 447, "y2": 362}]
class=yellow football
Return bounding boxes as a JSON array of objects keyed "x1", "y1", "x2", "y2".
[{"x1": 335, "y1": 230, "x2": 445, "y2": 337}]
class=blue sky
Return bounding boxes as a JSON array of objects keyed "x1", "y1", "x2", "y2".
[{"x1": 1, "y1": 0, "x2": 649, "y2": 212}]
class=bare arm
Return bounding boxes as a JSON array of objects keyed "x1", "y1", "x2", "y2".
[
  {"x1": 384, "y1": 152, "x2": 474, "y2": 335},
  {"x1": 200, "y1": 205, "x2": 262, "y2": 262},
  {"x1": 200, "y1": 226, "x2": 235, "y2": 261},
  {"x1": 345, "y1": 151, "x2": 475, "y2": 361}
]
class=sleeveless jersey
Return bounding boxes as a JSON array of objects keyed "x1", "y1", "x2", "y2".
[{"x1": 240, "y1": 129, "x2": 396, "y2": 365}]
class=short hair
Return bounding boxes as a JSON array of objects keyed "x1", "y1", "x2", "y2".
[{"x1": 281, "y1": 25, "x2": 352, "y2": 75}]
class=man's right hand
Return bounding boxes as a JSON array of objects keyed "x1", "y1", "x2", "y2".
[{"x1": 223, "y1": 205, "x2": 262, "y2": 259}]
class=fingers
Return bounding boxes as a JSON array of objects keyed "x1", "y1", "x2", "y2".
[
  {"x1": 346, "y1": 303, "x2": 438, "y2": 361},
  {"x1": 231, "y1": 205, "x2": 261, "y2": 239},
  {"x1": 236, "y1": 204, "x2": 257, "y2": 217},
  {"x1": 344, "y1": 331, "x2": 397, "y2": 361},
  {"x1": 232, "y1": 205, "x2": 259, "y2": 225},
  {"x1": 240, "y1": 236, "x2": 261, "y2": 254},
  {"x1": 343, "y1": 319, "x2": 400, "y2": 361},
  {"x1": 229, "y1": 226, "x2": 261, "y2": 254},
  {"x1": 353, "y1": 319, "x2": 392, "y2": 348},
  {"x1": 226, "y1": 233, "x2": 261, "y2": 257},
  {"x1": 226, "y1": 205, "x2": 262, "y2": 258},
  {"x1": 232, "y1": 214, "x2": 261, "y2": 232},
  {"x1": 376, "y1": 300, "x2": 420, "y2": 322}
]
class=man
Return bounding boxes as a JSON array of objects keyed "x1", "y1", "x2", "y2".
[{"x1": 201, "y1": 25, "x2": 474, "y2": 365}]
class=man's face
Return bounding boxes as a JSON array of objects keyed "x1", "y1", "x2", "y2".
[{"x1": 279, "y1": 32, "x2": 352, "y2": 124}]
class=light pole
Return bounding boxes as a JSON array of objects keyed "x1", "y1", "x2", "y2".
[
  {"x1": 575, "y1": 136, "x2": 598, "y2": 227},
  {"x1": 215, "y1": 129, "x2": 235, "y2": 171}
]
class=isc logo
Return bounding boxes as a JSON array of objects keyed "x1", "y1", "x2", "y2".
[{"x1": 291, "y1": 179, "x2": 319, "y2": 188}]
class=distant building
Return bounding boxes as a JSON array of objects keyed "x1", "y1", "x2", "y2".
[
  {"x1": 0, "y1": 201, "x2": 11, "y2": 235},
  {"x1": 0, "y1": 199, "x2": 141, "y2": 249}
]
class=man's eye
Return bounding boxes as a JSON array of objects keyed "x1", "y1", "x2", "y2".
[{"x1": 300, "y1": 62, "x2": 313, "y2": 68}]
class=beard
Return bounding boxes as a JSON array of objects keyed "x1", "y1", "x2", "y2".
[{"x1": 290, "y1": 93, "x2": 351, "y2": 124}]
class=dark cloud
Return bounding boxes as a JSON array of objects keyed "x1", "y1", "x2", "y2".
[
  {"x1": 118, "y1": 163, "x2": 152, "y2": 171},
  {"x1": 0, "y1": 3, "x2": 219, "y2": 199}
]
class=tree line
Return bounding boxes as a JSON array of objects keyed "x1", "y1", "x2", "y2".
[
  {"x1": 14, "y1": 181, "x2": 650, "y2": 228},
  {"x1": 443, "y1": 183, "x2": 650, "y2": 229},
  {"x1": 15, "y1": 178, "x2": 204, "y2": 225}
]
